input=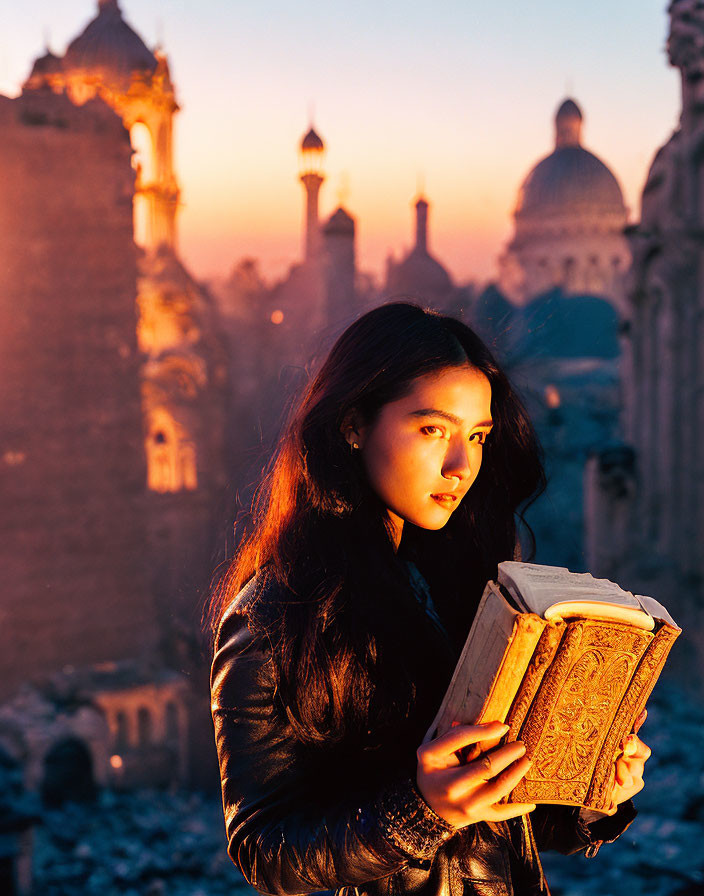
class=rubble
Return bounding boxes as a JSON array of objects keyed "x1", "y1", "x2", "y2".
[
  {"x1": 542, "y1": 679, "x2": 704, "y2": 895},
  {"x1": 30, "y1": 680, "x2": 702, "y2": 895}
]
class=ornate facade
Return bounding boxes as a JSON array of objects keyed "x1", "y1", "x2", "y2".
[
  {"x1": 586, "y1": 0, "x2": 704, "y2": 663},
  {"x1": 24, "y1": 0, "x2": 229, "y2": 512}
]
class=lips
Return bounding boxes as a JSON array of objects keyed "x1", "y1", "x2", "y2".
[{"x1": 431, "y1": 493, "x2": 458, "y2": 505}]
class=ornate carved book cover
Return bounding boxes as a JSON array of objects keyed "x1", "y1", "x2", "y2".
[{"x1": 427, "y1": 562, "x2": 681, "y2": 811}]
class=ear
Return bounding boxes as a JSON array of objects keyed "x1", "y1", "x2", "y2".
[{"x1": 340, "y1": 409, "x2": 366, "y2": 449}]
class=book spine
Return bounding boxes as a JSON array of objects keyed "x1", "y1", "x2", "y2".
[{"x1": 506, "y1": 620, "x2": 565, "y2": 743}]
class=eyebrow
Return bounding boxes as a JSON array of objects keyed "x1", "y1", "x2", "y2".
[{"x1": 409, "y1": 408, "x2": 493, "y2": 428}]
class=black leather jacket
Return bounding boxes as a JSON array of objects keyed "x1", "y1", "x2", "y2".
[{"x1": 211, "y1": 568, "x2": 636, "y2": 896}]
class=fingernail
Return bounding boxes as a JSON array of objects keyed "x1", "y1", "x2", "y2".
[{"x1": 499, "y1": 723, "x2": 509, "y2": 732}]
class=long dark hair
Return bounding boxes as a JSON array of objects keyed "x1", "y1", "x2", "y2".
[{"x1": 209, "y1": 302, "x2": 545, "y2": 749}]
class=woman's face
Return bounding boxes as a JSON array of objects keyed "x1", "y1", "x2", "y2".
[{"x1": 350, "y1": 365, "x2": 493, "y2": 547}]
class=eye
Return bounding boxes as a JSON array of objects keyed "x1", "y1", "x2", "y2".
[
  {"x1": 469, "y1": 431, "x2": 489, "y2": 445},
  {"x1": 420, "y1": 425, "x2": 445, "y2": 437}
]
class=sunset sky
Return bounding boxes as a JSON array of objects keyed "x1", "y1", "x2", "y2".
[{"x1": 4, "y1": 0, "x2": 681, "y2": 286}]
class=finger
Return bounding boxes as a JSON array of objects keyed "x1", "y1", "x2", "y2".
[
  {"x1": 476, "y1": 755, "x2": 533, "y2": 805},
  {"x1": 633, "y1": 709, "x2": 647, "y2": 734},
  {"x1": 448, "y1": 743, "x2": 527, "y2": 799},
  {"x1": 629, "y1": 779, "x2": 645, "y2": 799},
  {"x1": 632, "y1": 738, "x2": 651, "y2": 761},
  {"x1": 484, "y1": 803, "x2": 537, "y2": 822},
  {"x1": 615, "y1": 764, "x2": 633, "y2": 788},
  {"x1": 420, "y1": 722, "x2": 509, "y2": 762}
]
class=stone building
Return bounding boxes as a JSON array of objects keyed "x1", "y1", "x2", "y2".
[
  {"x1": 499, "y1": 99, "x2": 630, "y2": 312},
  {"x1": 1, "y1": 0, "x2": 231, "y2": 787},
  {"x1": 22, "y1": 0, "x2": 231, "y2": 660},
  {"x1": 585, "y1": 0, "x2": 704, "y2": 670},
  {"x1": 0, "y1": 88, "x2": 158, "y2": 699}
]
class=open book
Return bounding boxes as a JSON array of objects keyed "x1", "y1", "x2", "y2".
[{"x1": 427, "y1": 562, "x2": 681, "y2": 811}]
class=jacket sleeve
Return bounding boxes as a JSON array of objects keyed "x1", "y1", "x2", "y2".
[
  {"x1": 210, "y1": 606, "x2": 454, "y2": 896},
  {"x1": 530, "y1": 800, "x2": 637, "y2": 857}
]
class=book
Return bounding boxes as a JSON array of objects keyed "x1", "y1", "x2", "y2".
[{"x1": 427, "y1": 562, "x2": 681, "y2": 811}]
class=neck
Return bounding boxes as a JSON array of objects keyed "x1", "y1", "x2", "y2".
[{"x1": 387, "y1": 511, "x2": 404, "y2": 552}]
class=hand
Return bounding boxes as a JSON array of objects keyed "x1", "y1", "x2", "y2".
[
  {"x1": 416, "y1": 720, "x2": 536, "y2": 828},
  {"x1": 582, "y1": 708, "x2": 651, "y2": 820},
  {"x1": 611, "y1": 709, "x2": 651, "y2": 808}
]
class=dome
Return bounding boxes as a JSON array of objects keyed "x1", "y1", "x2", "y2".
[
  {"x1": 23, "y1": 49, "x2": 63, "y2": 91},
  {"x1": 324, "y1": 207, "x2": 354, "y2": 236},
  {"x1": 301, "y1": 127, "x2": 324, "y2": 151},
  {"x1": 386, "y1": 194, "x2": 452, "y2": 300},
  {"x1": 63, "y1": 0, "x2": 157, "y2": 90},
  {"x1": 516, "y1": 147, "x2": 626, "y2": 217},
  {"x1": 515, "y1": 98, "x2": 626, "y2": 219},
  {"x1": 388, "y1": 249, "x2": 452, "y2": 299},
  {"x1": 29, "y1": 49, "x2": 63, "y2": 77}
]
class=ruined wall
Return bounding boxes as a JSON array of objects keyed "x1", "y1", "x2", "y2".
[{"x1": 0, "y1": 89, "x2": 160, "y2": 699}]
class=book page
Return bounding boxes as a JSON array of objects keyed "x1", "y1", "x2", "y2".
[
  {"x1": 498, "y1": 562, "x2": 644, "y2": 618},
  {"x1": 426, "y1": 583, "x2": 518, "y2": 740},
  {"x1": 636, "y1": 595, "x2": 680, "y2": 631},
  {"x1": 544, "y1": 601, "x2": 654, "y2": 630}
]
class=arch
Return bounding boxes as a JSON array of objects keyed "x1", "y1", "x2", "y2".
[
  {"x1": 137, "y1": 706, "x2": 153, "y2": 748},
  {"x1": 130, "y1": 121, "x2": 156, "y2": 248},
  {"x1": 562, "y1": 256, "x2": 576, "y2": 290},
  {"x1": 115, "y1": 710, "x2": 129, "y2": 750},
  {"x1": 41, "y1": 737, "x2": 96, "y2": 807},
  {"x1": 130, "y1": 121, "x2": 156, "y2": 183},
  {"x1": 145, "y1": 407, "x2": 198, "y2": 493},
  {"x1": 165, "y1": 701, "x2": 179, "y2": 741}
]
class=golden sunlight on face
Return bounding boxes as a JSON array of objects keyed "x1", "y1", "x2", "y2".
[{"x1": 356, "y1": 365, "x2": 493, "y2": 547}]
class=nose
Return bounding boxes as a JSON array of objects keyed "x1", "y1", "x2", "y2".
[{"x1": 441, "y1": 435, "x2": 473, "y2": 484}]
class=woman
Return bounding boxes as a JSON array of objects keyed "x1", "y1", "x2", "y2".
[{"x1": 209, "y1": 302, "x2": 649, "y2": 896}]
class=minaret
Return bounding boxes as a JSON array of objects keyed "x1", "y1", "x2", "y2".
[
  {"x1": 415, "y1": 196, "x2": 429, "y2": 253},
  {"x1": 299, "y1": 126, "x2": 325, "y2": 261}
]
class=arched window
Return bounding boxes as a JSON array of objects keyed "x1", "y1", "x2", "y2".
[
  {"x1": 137, "y1": 707, "x2": 153, "y2": 748},
  {"x1": 115, "y1": 710, "x2": 129, "y2": 750},
  {"x1": 130, "y1": 122, "x2": 156, "y2": 248},
  {"x1": 562, "y1": 257, "x2": 576, "y2": 290},
  {"x1": 146, "y1": 409, "x2": 198, "y2": 493},
  {"x1": 165, "y1": 702, "x2": 179, "y2": 742}
]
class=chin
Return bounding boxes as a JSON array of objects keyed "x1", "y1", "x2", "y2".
[{"x1": 409, "y1": 515, "x2": 452, "y2": 532}]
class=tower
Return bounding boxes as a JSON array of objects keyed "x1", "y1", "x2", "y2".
[
  {"x1": 26, "y1": 0, "x2": 181, "y2": 252},
  {"x1": 385, "y1": 194, "x2": 453, "y2": 308},
  {"x1": 299, "y1": 126, "x2": 325, "y2": 261}
]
